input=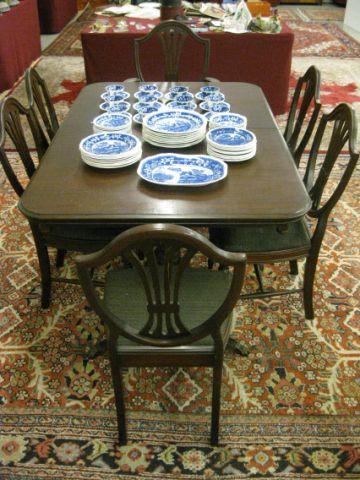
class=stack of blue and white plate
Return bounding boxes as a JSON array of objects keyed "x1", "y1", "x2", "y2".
[
  {"x1": 79, "y1": 132, "x2": 142, "y2": 169},
  {"x1": 92, "y1": 112, "x2": 132, "y2": 133},
  {"x1": 209, "y1": 113, "x2": 247, "y2": 130},
  {"x1": 142, "y1": 110, "x2": 207, "y2": 148},
  {"x1": 206, "y1": 127, "x2": 257, "y2": 162}
]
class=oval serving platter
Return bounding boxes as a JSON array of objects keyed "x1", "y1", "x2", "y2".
[{"x1": 137, "y1": 153, "x2": 227, "y2": 186}]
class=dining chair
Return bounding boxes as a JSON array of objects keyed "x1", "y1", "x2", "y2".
[
  {"x1": 75, "y1": 223, "x2": 247, "y2": 446},
  {"x1": 284, "y1": 65, "x2": 321, "y2": 168},
  {"x1": 25, "y1": 67, "x2": 59, "y2": 141},
  {"x1": 0, "y1": 96, "x2": 127, "y2": 309},
  {"x1": 133, "y1": 20, "x2": 217, "y2": 82},
  {"x1": 210, "y1": 103, "x2": 359, "y2": 320}
]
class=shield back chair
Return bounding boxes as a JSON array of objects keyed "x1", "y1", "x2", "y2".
[
  {"x1": 210, "y1": 103, "x2": 359, "y2": 320},
  {"x1": 134, "y1": 20, "x2": 216, "y2": 82},
  {"x1": 25, "y1": 67, "x2": 60, "y2": 141},
  {"x1": 76, "y1": 223, "x2": 247, "y2": 446},
  {"x1": 0, "y1": 96, "x2": 127, "y2": 309},
  {"x1": 284, "y1": 65, "x2": 321, "y2": 168}
]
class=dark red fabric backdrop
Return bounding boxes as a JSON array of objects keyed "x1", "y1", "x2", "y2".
[{"x1": 37, "y1": 0, "x2": 78, "y2": 34}]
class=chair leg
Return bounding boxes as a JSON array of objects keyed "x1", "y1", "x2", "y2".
[
  {"x1": 56, "y1": 249, "x2": 66, "y2": 268},
  {"x1": 30, "y1": 223, "x2": 51, "y2": 309},
  {"x1": 210, "y1": 358, "x2": 223, "y2": 446},
  {"x1": 303, "y1": 255, "x2": 317, "y2": 320},
  {"x1": 109, "y1": 348, "x2": 127, "y2": 445},
  {"x1": 253, "y1": 264, "x2": 265, "y2": 292},
  {"x1": 289, "y1": 260, "x2": 298, "y2": 275}
]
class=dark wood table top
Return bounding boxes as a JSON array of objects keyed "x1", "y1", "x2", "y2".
[{"x1": 19, "y1": 82, "x2": 311, "y2": 225}]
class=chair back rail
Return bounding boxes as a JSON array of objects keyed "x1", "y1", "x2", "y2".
[
  {"x1": 76, "y1": 224, "x2": 246, "y2": 348},
  {"x1": 25, "y1": 67, "x2": 59, "y2": 140},
  {"x1": 0, "y1": 97, "x2": 48, "y2": 196},
  {"x1": 134, "y1": 21, "x2": 210, "y2": 82},
  {"x1": 284, "y1": 65, "x2": 321, "y2": 167}
]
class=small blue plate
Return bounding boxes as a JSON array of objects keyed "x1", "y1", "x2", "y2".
[
  {"x1": 200, "y1": 101, "x2": 230, "y2": 113},
  {"x1": 139, "y1": 84, "x2": 158, "y2": 92},
  {"x1": 207, "y1": 127, "x2": 256, "y2": 147},
  {"x1": 210, "y1": 113, "x2": 247, "y2": 129},
  {"x1": 206, "y1": 92, "x2": 225, "y2": 103},
  {"x1": 167, "y1": 101, "x2": 197, "y2": 111},
  {"x1": 133, "y1": 101, "x2": 163, "y2": 112},
  {"x1": 200, "y1": 86, "x2": 220, "y2": 95},
  {"x1": 100, "y1": 101, "x2": 131, "y2": 113},
  {"x1": 134, "y1": 91, "x2": 162, "y2": 102},
  {"x1": 101, "y1": 92, "x2": 130, "y2": 102},
  {"x1": 93, "y1": 112, "x2": 132, "y2": 130},
  {"x1": 171, "y1": 92, "x2": 194, "y2": 103},
  {"x1": 80, "y1": 132, "x2": 140, "y2": 157},
  {"x1": 105, "y1": 85, "x2": 125, "y2": 94},
  {"x1": 137, "y1": 154, "x2": 227, "y2": 186}
]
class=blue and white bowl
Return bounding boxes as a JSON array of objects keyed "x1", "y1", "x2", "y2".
[
  {"x1": 133, "y1": 104, "x2": 164, "y2": 124},
  {"x1": 207, "y1": 127, "x2": 256, "y2": 151},
  {"x1": 100, "y1": 101, "x2": 131, "y2": 113},
  {"x1": 133, "y1": 101, "x2": 163, "y2": 112},
  {"x1": 209, "y1": 113, "x2": 247, "y2": 130},
  {"x1": 100, "y1": 91, "x2": 130, "y2": 102},
  {"x1": 105, "y1": 85, "x2": 125, "y2": 94},
  {"x1": 134, "y1": 90, "x2": 162, "y2": 102},
  {"x1": 139, "y1": 84, "x2": 158, "y2": 93},
  {"x1": 206, "y1": 92, "x2": 225, "y2": 103},
  {"x1": 80, "y1": 132, "x2": 141, "y2": 161},
  {"x1": 93, "y1": 112, "x2": 132, "y2": 133},
  {"x1": 200, "y1": 101, "x2": 231, "y2": 113},
  {"x1": 171, "y1": 92, "x2": 194, "y2": 103},
  {"x1": 200, "y1": 85, "x2": 220, "y2": 95},
  {"x1": 169, "y1": 86, "x2": 189, "y2": 95},
  {"x1": 167, "y1": 100, "x2": 197, "y2": 111},
  {"x1": 137, "y1": 153, "x2": 227, "y2": 186}
]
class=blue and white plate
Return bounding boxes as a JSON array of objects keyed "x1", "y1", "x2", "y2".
[
  {"x1": 133, "y1": 105, "x2": 164, "y2": 124},
  {"x1": 134, "y1": 91, "x2": 162, "y2": 102},
  {"x1": 79, "y1": 132, "x2": 141, "y2": 159},
  {"x1": 101, "y1": 91, "x2": 130, "y2": 102},
  {"x1": 100, "y1": 101, "x2": 131, "y2": 113},
  {"x1": 137, "y1": 154, "x2": 227, "y2": 186},
  {"x1": 203, "y1": 111, "x2": 213, "y2": 121},
  {"x1": 133, "y1": 101, "x2": 163, "y2": 112},
  {"x1": 105, "y1": 85, "x2": 125, "y2": 94},
  {"x1": 169, "y1": 86, "x2": 189, "y2": 95},
  {"x1": 143, "y1": 110, "x2": 206, "y2": 134},
  {"x1": 169, "y1": 92, "x2": 194, "y2": 103},
  {"x1": 200, "y1": 85, "x2": 220, "y2": 95},
  {"x1": 139, "y1": 84, "x2": 158, "y2": 93},
  {"x1": 209, "y1": 113, "x2": 247, "y2": 130},
  {"x1": 200, "y1": 101, "x2": 231, "y2": 113},
  {"x1": 93, "y1": 112, "x2": 132, "y2": 132},
  {"x1": 207, "y1": 127, "x2": 256, "y2": 149},
  {"x1": 167, "y1": 100, "x2": 197, "y2": 111},
  {"x1": 206, "y1": 92, "x2": 225, "y2": 103}
]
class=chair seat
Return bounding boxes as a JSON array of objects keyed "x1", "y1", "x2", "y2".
[
  {"x1": 104, "y1": 267, "x2": 235, "y2": 354},
  {"x1": 210, "y1": 219, "x2": 311, "y2": 255}
]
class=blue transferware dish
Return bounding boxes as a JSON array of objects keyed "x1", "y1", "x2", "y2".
[
  {"x1": 210, "y1": 113, "x2": 247, "y2": 129},
  {"x1": 200, "y1": 101, "x2": 230, "y2": 113},
  {"x1": 200, "y1": 85, "x2": 220, "y2": 95},
  {"x1": 137, "y1": 153, "x2": 227, "y2": 186},
  {"x1": 171, "y1": 92, "x2": 194, "y2": 103},
  {"x1": 139, "y1": 84, "x2": 158, "y2": 92},
  {"x1": 100, "y1": 91, "x2": 130, "y2": 102},
  {"x1": 169, "y1": 86, "x2": 189, "y2": 94},
  {"x1": 133, "y1": 101, "x2": 163, "y2": 112},
  {"x1": 80, "y1": 132, "x2": 140, "y2": 158},
  {"x1": 203, "y1": 111, "x2": 213, "y2": 121},
  {"x1": 93, "y1": 112, "x2": 132, "y2": 131},
  {"x1": 134, "y1": 90, "x2": 162, "y2": 102},
  {"x1": 144, "y1": 110, "x2": 206, "y2": 134},
  {"x1": 133, "y1": 113, "x2": 145, "y2": 124},
  {"x1": 133, "y1": 104, "x2": 163, "y2": 123},
  {"x1": 207, "y1": 127, "x2": 256, "y2": 148},
  {"x1": 167, "y1": 101, "x2": 197, "y2": 111},
  {"x1": 206, "y1": 92, "x2": 225, "y2": 103},
  {"x1": 100, "y1": 101, "x2": 131, "y2": 113},
  {"x1": 105, "y1": 85, "x2": 125, "y2": 94}
]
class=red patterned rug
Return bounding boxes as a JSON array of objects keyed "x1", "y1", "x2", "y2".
[
  {"x1": 278, "y1": 6, "x2": 346, "y2": 22},
  {"x1": 0, "y1": 55, "x2": 359, "y2": 478}
]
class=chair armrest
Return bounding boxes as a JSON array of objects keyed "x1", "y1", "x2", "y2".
[{"x1": 204, "y1": 77, "x2": 220, "y2": 83}]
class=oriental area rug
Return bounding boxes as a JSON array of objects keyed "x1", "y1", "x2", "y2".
[{"x1": 0, "y1": 10, "x2": 360, "y2": 480}]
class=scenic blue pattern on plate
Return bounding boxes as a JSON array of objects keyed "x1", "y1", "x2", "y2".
[
  {"x1": 100, "y1": 101, "x2": 131, "y2": 113},
  {"x1": 167, "y1": 101, "x2": 197, "y2": 111},
  {"x1": 208, "y1": 127, "x2": 256, "y2": 147},
  {"x1": 210, "y1": 113, "x2": 247, "y2": 128},
  {"x1": 80, "y1": 133, "x2": 139, "y2": 156},
  {"x1": 101, "y1": 92, "x2": 130, "y2": 102},
  {"x1": 105, "y1": 85, "x2": 125, "y2": 93},
  {"x1": 134, "y1": 91, "x2": 162, "y2": 101},
  {"x1": 93, "y1": 113, "x2": 131, "y2": 130},
  {"x1": 133, "y1": 101, "x2": 163, "y2": 112},
  {"x1": 200, "y1": 101, "x2": 230, "y2": 113},
  {"x1": 137, "y1": 154, "x2": 227, "y2": 186},
  {"x1": 144, "y1": 110, "x2": 205, "y2": 133}
]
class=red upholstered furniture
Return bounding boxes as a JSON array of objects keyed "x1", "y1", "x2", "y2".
[
  {"x1": 0, "y1": 0, "x2": 41, "y2": 93},
  {"x1": 81, "y1": 20, "x2": 293, "y2": 115},
  {"x1": 37, "y1": 0, "x2": 78, "y2": 34}
]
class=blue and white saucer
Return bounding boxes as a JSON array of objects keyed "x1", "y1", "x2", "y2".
[
  {"x1": 168, "y1": 92, "x2": 194, "y2": 103},
  {"x1": 134, "y1": 90, "x2": 162, "y2": 102},
  {"x1": 167, "y1": 101, "x2": 197, "y2": 111},
  {"x1": 207, "y1": 127, "x2": 256, "y2": 150},
  {"x1": 209, "y1": 113, "x2": 247, "y2": 130},
  {"x1": 133, "y1": 101, "x2": 163, "y2": 112},
  {"x1": 169, "y1": 86, "x2": 189, "y2": 95},
  {"x1": 80, "y1": 132, "x2": 141, "y2": 159},
  {"x1": 200, "y1": 85, "x2": 220, "y2": 95},
  {"x1": 101, "y1": 91, "x2": 130, "y2": 102},
  {"x1": 139, "y1": 84, "x2": 158, "y2": 93},
  {"x1": 100, "y1": 101, "x2": 131, "y2": 113},
  {"x1": 137, "y1": 154, "x2": 227, "y2": 186},
  {"x1": 133, "y1": 105, "x2": 164, "y2": 124},
  {"x1": 105, "y1": 85, "x2": 125, "y2": 94},
  {"x1": 200, "y1": 101, "x2": 231, "y2": 113},
  {"x1": 93, "y1": 112, "x2": 132, "y2": 133}
]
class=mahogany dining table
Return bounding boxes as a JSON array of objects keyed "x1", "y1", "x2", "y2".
[{"x1": 19, "y1": 82, "x2": 311, "y2": 239}]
